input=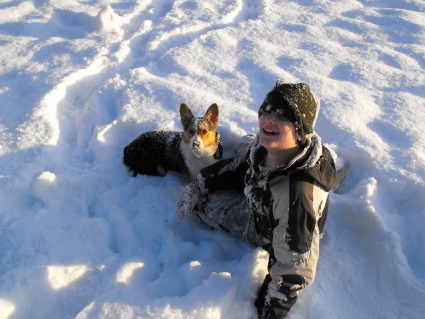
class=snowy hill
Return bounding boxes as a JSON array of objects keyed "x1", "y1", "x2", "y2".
[{"x1": 0, "y1": 0, "x2": 424, "y2": 318}]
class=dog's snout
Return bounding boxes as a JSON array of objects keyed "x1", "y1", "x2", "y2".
[{"x1": 193, "y1": 140, "x2": 201, "y2": 149}]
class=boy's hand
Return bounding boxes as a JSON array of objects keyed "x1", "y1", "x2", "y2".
[{"x1": 176, "y1": 181, "x2": 201, "y2": 220}]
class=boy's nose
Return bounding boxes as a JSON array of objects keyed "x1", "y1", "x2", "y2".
[{"x1": 264, "y1": 113, "x2": 276, "y2": 122}]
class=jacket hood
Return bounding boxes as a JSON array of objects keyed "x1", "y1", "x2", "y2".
[{"x1": 247, "y1": 134, "x2": 336, "y2": 192}]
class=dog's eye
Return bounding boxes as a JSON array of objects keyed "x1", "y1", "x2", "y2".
[{"x1": 201, "y1": 129, "x2": 207, "y2": 135}]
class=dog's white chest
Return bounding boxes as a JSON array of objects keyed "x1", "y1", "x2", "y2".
[{"x1": 180, "y1": 140, "x2": 218, "y2": 180}]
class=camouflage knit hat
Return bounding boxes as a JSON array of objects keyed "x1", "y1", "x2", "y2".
[{"x1": 258, "y1": 80, "x2": 319, "y2": 145}]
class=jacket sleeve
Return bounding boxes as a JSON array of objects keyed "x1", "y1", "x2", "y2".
[
  {"x1": 200, "y1": 152, "x2": 249, "y2": 192},
  {"x1": 256, "y1": 177, "x2": 330, "y2": 319}
]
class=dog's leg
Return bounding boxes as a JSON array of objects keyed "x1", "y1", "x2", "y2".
[{"x1": 156, "y1": 165, "x2": 166, "y2": 176}]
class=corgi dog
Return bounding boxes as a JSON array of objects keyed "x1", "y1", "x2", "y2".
[{"x1": 123, "y1": 103, "x2": 222, "y2": 180}]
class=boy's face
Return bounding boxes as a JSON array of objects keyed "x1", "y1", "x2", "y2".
[{"x1": 258, "y1": 111, "x2": 299, "y2": 151}]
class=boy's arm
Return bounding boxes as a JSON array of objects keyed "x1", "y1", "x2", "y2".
[
  {"x1": 256, "y1": 179, "x2": 329, "y2": 318},
  {"x1": 200, "y1": 156, "x2": 248, "y2": 192}
]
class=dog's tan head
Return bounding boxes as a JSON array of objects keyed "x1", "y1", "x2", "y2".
[{"x1": 180, "y1": 103, "x2": 220, "y2": 158}]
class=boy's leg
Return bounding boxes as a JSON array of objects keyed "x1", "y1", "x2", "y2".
[{"x1": 194, "y1": 190, "x2": 261, "y2": 246}]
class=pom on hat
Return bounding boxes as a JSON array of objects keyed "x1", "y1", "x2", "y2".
[{"x1": 258, "y1": 80, "x2": 319, "y2": 145}]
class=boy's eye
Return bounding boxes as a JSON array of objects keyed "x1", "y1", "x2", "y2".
[
  {"x1": 189, "y1": 129, "x2": 196, "y2": 135},
  {"x1": 275, "y1": 112, "x2": 291, "y2": 121}
]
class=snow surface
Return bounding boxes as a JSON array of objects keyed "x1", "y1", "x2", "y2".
[{"x1": 1, "y1": 0, "x2": 424, "y2": 318}]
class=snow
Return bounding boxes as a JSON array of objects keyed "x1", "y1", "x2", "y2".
[{"x1": 0, "y1": 0, "x2": 424, "y2": 318}]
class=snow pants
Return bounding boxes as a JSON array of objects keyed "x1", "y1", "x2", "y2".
[{"x1": 194, "y1": 190, "x2": 264, "y2": 248}]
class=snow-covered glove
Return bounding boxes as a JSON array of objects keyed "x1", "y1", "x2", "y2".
[
  {"x1": 176, "y1": 180, "x2": 201, "y2": 220},
  {"x1": 255, "y1": 275, "x2": 297, "y2": 319}
]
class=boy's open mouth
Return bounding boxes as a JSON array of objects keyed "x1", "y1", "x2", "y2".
[{"x1": 263, "y1": 128, "x2": 279, "y2": 135}]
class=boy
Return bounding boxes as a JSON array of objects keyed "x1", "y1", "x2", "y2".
[{"x1": 177, "y1": 80, "x2": 336, "y2": 318}]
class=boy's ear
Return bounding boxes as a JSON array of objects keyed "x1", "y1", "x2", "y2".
[
  {"x1": 204, "y1": 103, "x2": 219, "y2": 128},
  {"x1": 180, "y1": 103, "x2": 194, "y2": 127}
]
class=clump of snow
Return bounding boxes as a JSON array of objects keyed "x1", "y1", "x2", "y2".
[
  {"x1": 96, "y1": 5, "x2": 125, "y2": 32},
  {"x1": 0, "y1": 298, "x2": 15, "y2": 319}
]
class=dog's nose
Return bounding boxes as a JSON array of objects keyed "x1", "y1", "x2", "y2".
[{"x1": 193, "y1": 140, "x2": 200, "y2": 149}]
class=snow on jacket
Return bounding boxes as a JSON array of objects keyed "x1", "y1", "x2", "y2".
[{"x1": 198, "y1": 133, "x2": 336, "y2": 318}]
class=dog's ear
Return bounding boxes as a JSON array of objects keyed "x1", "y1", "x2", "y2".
[
  {"x1": 204, "y1": 103, "x2": 219, "y2": 128},
  {"x1": 180, "y1": 103, "x2": 194, "y2": 127}
]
